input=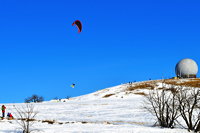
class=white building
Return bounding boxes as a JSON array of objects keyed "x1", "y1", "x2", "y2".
[{"x1": 175, "y1": 58, "x2": 198, "y2": 78}]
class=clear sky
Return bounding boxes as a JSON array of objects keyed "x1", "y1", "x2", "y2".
[{"x1": 0, "y1": 0, "x2": 199, "y2": 103}]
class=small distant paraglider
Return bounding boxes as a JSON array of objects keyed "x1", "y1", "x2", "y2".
[
  {"x1": 72, "y1": 20, "x2": 82, "y2": 33},
  {"x1": 71, "y1": 83, "x2": 75, "y2": 88}
]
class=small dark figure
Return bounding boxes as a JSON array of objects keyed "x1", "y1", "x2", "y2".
[{"x1": 1, "y1": 105, "x2": 6, "y2": 118}]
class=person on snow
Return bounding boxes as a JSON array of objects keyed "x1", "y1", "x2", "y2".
[
  {"x1": 7, "y1": 112, "x2": 14, "y2": 120},
  {"x1": 1, "y1": 105, "x2": 6, "y2": 118}
]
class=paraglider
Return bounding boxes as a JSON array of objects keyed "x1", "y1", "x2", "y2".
[
  {"x1": 71, "y1": 83, "x2": 75, "y2": 88},
  {"x1": 72, "y1": 20, "x2": 82, "y2": 33}
]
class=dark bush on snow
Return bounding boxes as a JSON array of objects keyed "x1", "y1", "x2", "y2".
[{"x1": 25, "y1": 94, "x2": 44, "y2": 103}]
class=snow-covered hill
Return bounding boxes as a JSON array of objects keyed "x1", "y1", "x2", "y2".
[
  {"x1": 1, "y1": 78, "x2": 199, "y2": 133},
  {"x1": 69, "y1": 78, "x2": 200, "y2": 101}
]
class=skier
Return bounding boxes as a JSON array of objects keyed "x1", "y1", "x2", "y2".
[{"x1": 1, "y1": 105, "x2": 6, "y2": 118}]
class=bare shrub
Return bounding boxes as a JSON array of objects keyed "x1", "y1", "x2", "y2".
[
  {"x1": 25, "y1": 94, "x2": 44, "y2": 103},
  {"x1": 144, "y1": 87, "x2": 180, "y2": 128},
  {"x1": 14, "y1": 104, "x2": 39, "y2": 133},
  {"x1": 145, "y1": 82, "x2": 200, "y2": 132},
  {"x1": 176, "y1": 87, "x2": 200, "y2": 132}
]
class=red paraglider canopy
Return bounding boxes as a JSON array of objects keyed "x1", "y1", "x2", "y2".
[{"x1": 72, "y1": 20, "x2": 82, "y2": 33}]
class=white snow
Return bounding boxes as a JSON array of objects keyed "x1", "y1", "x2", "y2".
[{"x1": 0, "y1": 80, "x2": 193, "y2": 133}]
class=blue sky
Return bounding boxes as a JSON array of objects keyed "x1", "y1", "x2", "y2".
[{"x1": 0, "y1": 0, "x2": 199, "y2": 103}]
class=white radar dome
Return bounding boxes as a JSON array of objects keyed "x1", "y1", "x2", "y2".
[{"x1": 175, "y1": 58, "x2": 198, "y2": 78}]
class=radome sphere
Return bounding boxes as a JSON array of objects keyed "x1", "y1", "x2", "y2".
[{"x1": 175, "y1": 58, "x2": 198, "y2": 78}]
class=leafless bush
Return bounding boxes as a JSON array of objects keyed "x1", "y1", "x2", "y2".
[
  {"x1": 144, "y1": 87, "x2": 180, "y2": 128},
  {"x1": 145, "y1": 82, "x2": 200, "y2": 132},
  {"x1": 14, "y1": 104, "x2": 39, "y2": 133},
  {"x1": 25, "y1": 94, "x2": 44, "y2": 103},
  {"x1": 176, "y1": 87, "x2": 200, "y2": 132}
]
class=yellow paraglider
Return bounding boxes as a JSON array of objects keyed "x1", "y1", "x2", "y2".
[{"x1": 71, "y1": 83, "x2": 75, "y2": 88}]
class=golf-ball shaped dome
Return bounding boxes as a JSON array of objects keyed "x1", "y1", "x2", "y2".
[{"x1": 175, "y1": 58, "x2": 198, "y2": 78}]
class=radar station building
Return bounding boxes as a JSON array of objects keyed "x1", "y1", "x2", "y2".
[{"x1": 175, "y1": 58, "x2": 198, "y2": 78}]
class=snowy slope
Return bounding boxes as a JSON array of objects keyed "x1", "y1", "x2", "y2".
[{"x1": 0, "y1": 78, "x2": 199, "y2": 133}]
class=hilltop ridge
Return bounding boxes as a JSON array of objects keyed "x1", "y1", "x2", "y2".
[{"x1": 55, "y1": 78, "x2": 200, "y2": 102}]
